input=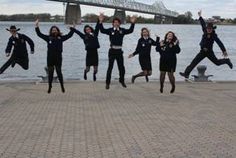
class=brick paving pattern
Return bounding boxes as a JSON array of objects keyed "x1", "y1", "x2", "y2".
[{"x1": 0, "y1": 82, "x2": 235, "y2": 158}]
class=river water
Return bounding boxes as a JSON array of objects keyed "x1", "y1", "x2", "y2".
[{"x1": 0, "y1": 22, "x2": 236, "y2": 81}]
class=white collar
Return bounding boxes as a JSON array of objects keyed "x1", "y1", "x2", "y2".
[
  {"x1": 113, "y1": 27, "x2": 120, "y2": 31},
  {"x1": 13, "y1": 33, "x2": 19, "y2": 39}
]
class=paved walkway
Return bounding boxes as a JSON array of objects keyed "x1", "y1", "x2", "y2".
[{"x1": 0, "y1": 81, "x2": 236, "y2": 158}]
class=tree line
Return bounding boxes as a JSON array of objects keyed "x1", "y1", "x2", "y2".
[
  {"x1": 0, "y1": 13, "x2": 235, "y2": 24},
  {"x1": 0, "y1": 14, "x2": 63, "y2": 22}
]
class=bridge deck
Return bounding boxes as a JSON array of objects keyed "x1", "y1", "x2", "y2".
[{"x1": 48, "y1": 0, "x2": 178, "y2": 17}]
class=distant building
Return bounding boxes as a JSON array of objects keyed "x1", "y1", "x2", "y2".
[
  {"x1": 50, "y1": 15, "x2": 64, "y2": 22},
  {"x1": 207, "y1": 16, "x2": 222, "y2": 23},
  {"x1": 212, "y1": 16, "x2": 221, "y2": 20}
]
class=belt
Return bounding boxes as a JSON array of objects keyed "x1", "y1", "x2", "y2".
[{"x1": 111, "y1": 45, "x2": 122, "y2": 50}]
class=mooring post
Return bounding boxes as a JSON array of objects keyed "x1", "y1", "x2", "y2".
[{"x1": 192, "y1": 65, "x2": 213, "y2": 82}]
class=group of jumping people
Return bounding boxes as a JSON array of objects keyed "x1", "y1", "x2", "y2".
[{"x1": 0, "y1": 11, "x2": 233, "y2": 94}]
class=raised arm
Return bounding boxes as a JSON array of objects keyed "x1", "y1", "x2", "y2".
[
  {"x1": 99, "y1": 23, "x2": 110, "y2": 35},
  {"x1": 123, "y1": 23, "x2": 135, "y2": 35},
  {"x1": 61, "y1": 27, "x2": 74, "y2": 42},
  {"x1": 94, "y1": 20, "x2": 100, "y2": 36},
  {"x1": 156, "y1": 40, "x2": 164, "y2": 54},
  {"x1": 35, "y1": 19, "x2": 49, "y2": 41},
  {"x1": 155, "y1": 36, "x2": 160, "y2": 46},
  {"x1": 198, "y1": 10, "x2": 206, "y2": 32},
  {"x1": 151, "y1": 37, "x2": 158, "y2": 46},
  {"x1": 23, "y1": 34, "x2": 35, "y2": 53},
  {"x1": 123, "y1": 16, "x2": 136, "y2": 35},
  {"x1": 99, "y1": 13, "x2": 110, "y2": 35},
  {"x1": 173, "y1": 44, "x2": 181, "y2": 54},
  {"x1": 73, "y1": 28, "x2": 85, "y2": 40}
]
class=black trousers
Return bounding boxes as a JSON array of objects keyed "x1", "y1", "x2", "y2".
[
  {"x1": 0, "y1": 55, "x2": 29, "y2": 73},
  {"x1": 47, "y1": 55, "x2": 64, "y2": 88},
  {"x1": 184, "y1": 50, "x2": 229, "y2": 76},
  {"x1": 106, "y1": 49, "x2": 125, "y2": 85}
]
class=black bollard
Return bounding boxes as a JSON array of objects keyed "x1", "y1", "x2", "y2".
[{"x1": 192, "y1": 65, "x2": 213, "y2": 82}]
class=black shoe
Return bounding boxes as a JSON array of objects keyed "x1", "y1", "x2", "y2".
[
  {"x1": 61, "y1": 86, "x2": 65, "y2": 93},
  {"x1": 11, "y1": 62, "x2": 16, "y2": 68},
  {"x1": 48, "y1": 86, "x2": 52, "y2": 94},
  {"x1": 131, "y1": 76, "x2": 136, "y2": 84},
  {"x1": 106, "y1": 84, "x2": 110, "y2": 90},
  {"x1": 145, "y1": 76, "x2": 149, "y2": 82},
  {"x1": 179, "y1": 72, "x2": 189, "y2": 79},
  {"x1": 170, "y1": 85, "x2": 175, "y2": 94},
  {"x1": 160, "y1": 84, "x2": 164, "y2": 93},
  {"x1": 120, "y1": 82, "x2": 127, "y2": 88},
  {"x1": 227, "y1": 59, "x2": 233, "y2": 69},
  {"x1": 93, "y1": 73, "x2": 97, "y2": 82},
  {"x1": 84, "y1": 70, "x2": 87, "y2": 80}
]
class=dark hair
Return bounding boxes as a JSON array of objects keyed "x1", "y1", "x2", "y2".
[
  {"x1": 164, "y1": 31, "x2": 178, "y2": 44},
  {"x1": 84, "y1": 25, "x2": 94, "y2": 34},
  {"x1": 112, "y1": 17, "x2": 121, "y2": 24},
  {"x1": 49, "y1": 26, "x2": 62, "y2": 36},
  {"x1": 141, "y1": 27, "x2": 150, "y2": 37}
]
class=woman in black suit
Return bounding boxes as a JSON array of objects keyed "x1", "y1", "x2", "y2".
[
  {"x1": 73, "y1": 21, "x2": 100, "y2": 81},
  {"x1": 156, "y1": 31, "x2": 181, "y2": 93},
  {"x1": 35, "y1": 19, "x2": 74, "y2": 94},
  {"x1": 129, "y1": 27, "x2": 157, "y2": 83}
]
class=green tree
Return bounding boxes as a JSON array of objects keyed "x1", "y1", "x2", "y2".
[{"x1": 173, "y1": 11, "x2": 195, "y2": 24}]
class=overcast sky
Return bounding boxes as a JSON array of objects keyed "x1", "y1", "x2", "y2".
[{"x1": 0, "y1": 0, "x2": 235, "y2": 18}]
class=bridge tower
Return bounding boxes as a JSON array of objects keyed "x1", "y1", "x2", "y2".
[
  {"x1": 155, "y1": 16, "x2": 173, "y2": 24},
  {"x1": 114, "y1": 9, "x2": 126, "y2": 24},
  {"x1": 154, "y1": 15, "x2": 164, "y2": 24},
  {"x1": 164, "y1": 17, "x2": 173, "y2": 24},
  {"x1": 65, "y1": 3, "x2": 81, "y2": 24}
]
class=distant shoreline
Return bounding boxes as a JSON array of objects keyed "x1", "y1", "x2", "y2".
[{"x1": 1, "y1": 21, "x2": 236, "y2": 26}]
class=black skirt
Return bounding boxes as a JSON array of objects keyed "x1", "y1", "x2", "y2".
[
  {"x1": 47, "y1": 52, "x2": 62, "y2": 67},
  {"x1": 139, "y1": 56, "x2": 152, "y2": 71},
  {"x1": 86, "y1": 49, "x2": 98, "y2": 66},
  {"x1": 159, "y1": 56, "x2": 177, "y2": 72}
]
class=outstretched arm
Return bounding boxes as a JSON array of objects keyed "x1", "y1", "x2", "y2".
[
  {"x1": 23, "y1": 34, "x2": 35, "y2": 53},
  {"x1": 73, "y1": 28, "x2": 85, "y2": 40}
]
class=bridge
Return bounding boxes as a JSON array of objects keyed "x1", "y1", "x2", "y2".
[{"x1": 48, "y1": 0, "x2": 179, "y2": 24}]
